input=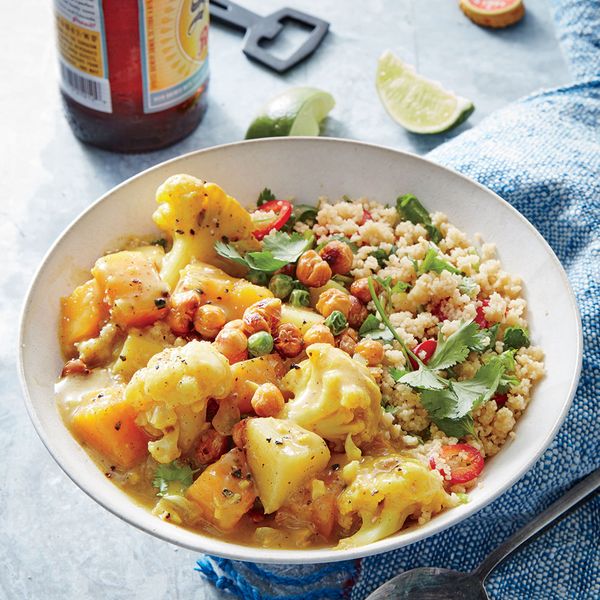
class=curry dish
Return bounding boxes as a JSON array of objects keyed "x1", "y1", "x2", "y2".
[{"x1": 56, "y1": 175, "x2": 544, "y2": 549}]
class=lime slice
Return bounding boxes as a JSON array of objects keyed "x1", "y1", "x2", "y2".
[
  {"x1": 376, "y1": 51, "x2": 474, "y2": 134},
  {"x1": 245, "y1": 87, "x2": 335, "y2": 139}
]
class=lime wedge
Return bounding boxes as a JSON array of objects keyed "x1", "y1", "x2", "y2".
[
  {"x1": 245, "y1": 87, "x2": 335, "y2": 139},
  {"x1": 376, "y1": 51, "x2": 474, "y2": 134}
]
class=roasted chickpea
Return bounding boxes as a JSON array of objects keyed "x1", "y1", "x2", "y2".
[
  {"x1": 354, "y1": 338, "x2": 385, "y2": 365},
  {"x1": 315, "y1": 288, "x2": 353, "y2": 318},
  {"x1": 318, "y1": 240, "x2": 354, "y2": 274},
  {"x1": 274, "y1": 323, "x2": 304, "y2": 358},
  {"x1": 303, "y1": 323, "x2": 335, "y2": 346},
  {"x1": 347, "y1": 295, "x2": 369, "y2": 329},
  {"x1": 223, "y1": 318, "x2": 245, "y2": 332},
  {"x1": 195, "y1": 428, "x2": 229, "y2": 464},
  {"x1": 167, "y1": 290, "x2": 201, "y2": 334},
  {"x1": 251, "y1": 383, "x2": 285, "y2": 417},
  {"x1": 243, "y1": 298, "x2": 282, "y2": 335},
  {"x1": 61, "y1": 358, "x2": 89, "y2": 377},
  {"x1": 193, "y1": 304, "x2": 227, "y2": 338},
  {"x1": 350, "y1": 277, "x2": 379, "y2": 304},
  {"x1": 214, "y1": 327, "x2": 248, "y2": 363},
  {"x1": 232, "y1": 419, "x2": 248, "y2": 448},
  {"x1": 296, "y1": 250, "x2": 332, "y2": 288},
  {"x1": 336, "y1": 327, "x2": 358, "y2": 355}
]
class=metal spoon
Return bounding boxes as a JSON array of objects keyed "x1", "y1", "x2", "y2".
[{"x1": 366, "y1": 468, "x2": 600, "y2": 600}]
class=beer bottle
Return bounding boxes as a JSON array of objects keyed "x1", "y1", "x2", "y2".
[{"x1": 54, "y1": 0, "x2": 209, "y2": 152}]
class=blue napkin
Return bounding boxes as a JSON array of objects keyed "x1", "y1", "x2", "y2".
[{"x1": 196, "y1": 0, "x2": 600, "y2": 597}]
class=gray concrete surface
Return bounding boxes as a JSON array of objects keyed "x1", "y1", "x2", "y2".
[{"x1": 0, "y1": 0, "x2": 569, "y2": 598}]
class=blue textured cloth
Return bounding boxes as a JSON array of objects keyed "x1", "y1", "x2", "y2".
[{"x1": 197, "y1": 1, "x2": 600, "y2": 598}]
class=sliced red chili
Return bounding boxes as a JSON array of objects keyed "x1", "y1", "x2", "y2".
[
  {"x1": 358, "y1": 209, "x2": 372, "y2": 226},
  {"x1": 409, "y1": 339, "x2": 437, "y2": 370},
  {"x1": 474, "y1": 299, "x2": 490, "y2": 329},
  {"x1": 431, "y1": 302, "x2": 447, "y2": 322},
  {"x1": 432, "y1": 443, "x2": 484, "y2": 485},
  {"x1": 493, "y1": 393, "x2": 508, "y2": 407},
  {"x1": 252, "y1": 200, "x2": 293, "y2": 240}
]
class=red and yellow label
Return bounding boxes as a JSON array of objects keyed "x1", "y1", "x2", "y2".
[{"x1": 139, "y1": 0, "x2": 209, "y2": 113}]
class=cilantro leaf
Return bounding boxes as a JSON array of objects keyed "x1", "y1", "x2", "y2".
[
  {"x1": 293, "y1": 204, "x2": 318, "y2": 225},
  {"x1": 484, "y1": 323, "x2": 500, "y2": 351},
  {"x1": 374, "y1": 275, "x2": 393, "y2": 293},
  {"x1": 374, "y1": 275, "x2": 409, "y2": 297},
  {"x1": 370, "y1": 248, "x2": 393, "y2": 268},
  {"x1": 397, "y1": 194, "x2": 431, "y2": 226},
  {"x1": 364, "y1": 328, "x2": 395, "y2": 343},
  {"x1": 493, "y1": 350, "x2": 520, "y2": 392},
  {"x1": 244, "y1": 252, "x2": 288, "y2": 272},
  {"x1": 431, "y1": 415, "x2": 475, "y2": 438},
  {"x1": 262, "y1": 231, "x2": 311, "y2": 263},
  {"x1": 214, "y1": 241, "x2": 250, "y2": 268},
  {"x1": 418, "y1": 247, "x2": 461, "y2": 276},
  {"x1": 421, "y1": 386, "x2": 464, "y2": 419},
  {"x1": 399, "y1": 368, "x2": 448, "y2": 391},
  {"x1": 257, "y1": 188, "x2": 276, "y2": 206},
  {"x1": 152, "y1": 460, "x2": 196, "y2": 497},
  {"x1": 215, "y1": 231, "x2": 310, "y2": 274},
  {"x1": 427, "y1": 321, "x2": 483, "y2": 370},
  {"x1": 396, "y1": 194, "x2": 442, "y2": 243},
  {"x1": 467, "y1": 326, "x2": 497, "y2": 353},
  {"x1": 450, "y1": 357, "x2": 506, "y2": 412},
  {"x1": 503, "y1": 326, "x2": 530, "y2": 349},
  {"x1": 359, "y1": 314, "x2": 381, "y2": 336},
  {"x1": 391, "y1": 280, "x2": 410, "y2": 294},
  {"x1": 389, "y1": 367, "x2": 408, "y2": 381},
  {"x1": 419, "y1": 354, "x2": 508, "y2": 437}
]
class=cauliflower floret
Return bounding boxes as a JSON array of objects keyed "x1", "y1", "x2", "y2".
[
  {"x1": 125, "y1": 340, "x2": 232, "y2": 463},
  {"x1": 281, "y1": 344, "x2": 382, "y2": 448},
  {"x1": 336, "y1": 454, "x2": 457, "y2": 549},
  {"x1": 152, "y1": 174, "x2": 260, "y2": 289}
]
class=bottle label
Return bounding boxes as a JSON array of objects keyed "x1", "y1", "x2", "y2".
[
  {"x1": 138, "y1": 0, "x2": 209, "y2": 114},
  {"x1": 54, "y1": 0, "x2": 112, "y2": 113}
]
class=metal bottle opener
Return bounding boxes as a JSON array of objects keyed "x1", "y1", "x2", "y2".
[{"x1": 209, "y1": 0, "x2": 330, "y2": 73}]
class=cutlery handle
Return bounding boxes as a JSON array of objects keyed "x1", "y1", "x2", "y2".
[
  {"x1": 209, "y1": 0, "x2": 258, "y2": 31},
  {"x1": 474, "y1": 467, "x2": 600, "y2": 582}
]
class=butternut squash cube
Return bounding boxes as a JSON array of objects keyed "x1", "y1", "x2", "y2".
[
  {"x1": 175, "y1": 262, "x2": 272, "y2": 320},
  {"x1": 70, "y1": 386, "x2": 150, "y2": 469},
  {"x1": 186, "y1": 448, "x2": 256, "y2": 531},
  {"x1": 60, "y1": 279, "x2": 108, "y2": 357},
  {"x1": 92, "y1": 250, "x2": 169, "y2": 328}
]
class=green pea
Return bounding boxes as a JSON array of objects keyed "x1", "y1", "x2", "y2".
[
  {"x1": 290, "y1": 289, "x2": 310, "y2": 308},
  {"x1": 268, "y1": 274, "x2": 294, "y2": 300},
  {"x1": 246, "y1": 270, "x2": 269, "y2": 286},
  {"x1": 248, "y1": 331, "x2": 274, "y2": 357},
  {"x1": 324, "y1": 310, "x2": 347, "y2": 335}
]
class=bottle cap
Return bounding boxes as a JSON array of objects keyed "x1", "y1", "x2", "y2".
[{"x1": 459, "y1": 0, "x2": 525, "y2": 28}]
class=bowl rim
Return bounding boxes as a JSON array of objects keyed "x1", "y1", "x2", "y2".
[{"x1": 18, "y1": 137, "x2": 583, "y2": 563}]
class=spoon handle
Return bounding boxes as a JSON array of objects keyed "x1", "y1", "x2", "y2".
[{"x1": 474, "y1": 467, "x2": 600, "y2": 582}]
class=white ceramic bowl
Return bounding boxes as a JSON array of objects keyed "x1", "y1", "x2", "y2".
[{"x1": 19, "y1": 138, "x2": 582, "y2": 564}]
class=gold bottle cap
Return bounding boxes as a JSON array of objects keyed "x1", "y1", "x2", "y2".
[{"x1": 459, "y1": 0, "x2": 525, "y2": 28}]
